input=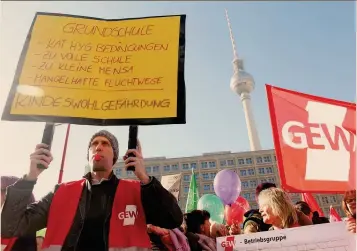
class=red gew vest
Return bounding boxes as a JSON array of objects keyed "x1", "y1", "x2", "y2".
[
  {"x1": 42, "y1": 179, "x2": 151, "y2": 251},
  {"x1": 1, "y1": 237, "x2": 17, "y2": 251}
]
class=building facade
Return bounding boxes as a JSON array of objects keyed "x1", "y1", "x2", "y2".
[{"x1": 113, "y1": 149, "x2": 344, "y2": 218}]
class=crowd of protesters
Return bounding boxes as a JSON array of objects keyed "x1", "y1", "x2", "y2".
[
  {"x1": 1, "y1": 130, "x2": 356, "y2": 251},
  {"x1": 170, "y1": 184, "x2": 355, "y2": 251}
]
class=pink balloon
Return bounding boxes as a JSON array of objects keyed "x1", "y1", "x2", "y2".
[{"x1": 225, "y1": 196, "x2": 250, "y2": 225}]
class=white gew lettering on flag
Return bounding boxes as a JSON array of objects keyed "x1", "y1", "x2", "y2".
[
  {"x1": 282, "y1": 101, "x2": 355, "y2": 181},
  {"x1": 305, "y1": 101, "x2": 354, "y2": 181}
]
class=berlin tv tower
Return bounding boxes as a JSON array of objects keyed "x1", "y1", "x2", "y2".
[{"x1": 225, "y1": 10, "x2": 262, "y2": 151}]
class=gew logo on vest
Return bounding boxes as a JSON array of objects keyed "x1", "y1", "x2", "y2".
[{"x1": 118, "y1": 205, "x2": 138, "y2": 226}]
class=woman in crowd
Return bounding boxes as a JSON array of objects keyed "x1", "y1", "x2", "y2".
[
  {"x1": 294, "y1": 201, "x2": 329, "y2": 224},
  {"x1": 242, "y1": 182, "x2": 277, "y2": 233},
  {"x1": 184, "y1": 210, "x2": 216, "y2": 251},
  {"x1": 1, "y1": 176, "x2": 37, "y2": 251},
  {"x1": 258, "y1": 188, "x2": 312, "y2": 230},
  {"x1": 342, "y1": 190, "x2": 356, "y2": 233},
  {"x1": 147, "y1": 224, "x2": 190, "y2": 251},
  {"x1": 295, "y1": 201, "x2": 312, "y2": 220}
]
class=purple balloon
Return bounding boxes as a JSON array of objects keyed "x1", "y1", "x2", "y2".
[{"x1": 214, "y1": 169, "x2": 241, "y2": 205}]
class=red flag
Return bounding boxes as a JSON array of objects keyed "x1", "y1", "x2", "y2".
[
  {"x1": 342, "y1": 106, "x2": 356, "y2": 135},
  {"x1": 266, "y1": 84, "x2": 356, "y2": 193},
  {"x1": 329, "y1": 206, "x2": 342, "y2": 222},
  {"x1": 302, "y1": 193, "x2": 324, "y2": 217}
]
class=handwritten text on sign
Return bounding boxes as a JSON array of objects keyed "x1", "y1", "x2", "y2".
[{"x1": 12, "y1": 14, "x2": 181, "y2": 120}]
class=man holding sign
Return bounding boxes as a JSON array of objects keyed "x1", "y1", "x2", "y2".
[{"x1": 1, "y1": 130, "x2": 183, "y2": 251}]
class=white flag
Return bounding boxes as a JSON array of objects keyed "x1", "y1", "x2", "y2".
[{"x1": 161, "y1": 173, "x2": 182, "y2": 201}]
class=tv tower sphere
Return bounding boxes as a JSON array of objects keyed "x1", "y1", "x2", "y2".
[{"x1": 230, "y1": 58, "x2": 255, "y2": 96}]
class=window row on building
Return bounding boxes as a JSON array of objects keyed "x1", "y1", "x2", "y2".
[
  {"x1": 320, "y1": 195, "x2": 339, "y2": 205},
  {"x1": 180, "y1": 169, "x2": 277, "y2": 183},
  {"x1": 116, "y1": 166, "x2": 275, "y2": 180},
  {"x1": 172, "y1": 156, "x2": 275, "y2": 172},
  {"x1": 237, "y1": 166, "x2": 274, "y2": 177},
  {"x1": 226, "y1": 155, "x2": 276, "y2": 166},
  {"x1": 115, "y1": 155, "x2": 277, "y2": 176},
  {"x1": 182, "y1": 184, "x2": 215, "y2": 194},
  {"x1": 114, "y1": 168, "x2": 161, "y2": 181},
  {"x1": 182, "y1": 177, "x2": 278, "y2": 195},
  {"x1": 181, "y1": 155, "x2": 276, "y2": 171},
  {"x1": 287, "y1": 193, "x2": 341, "y2": 206},
  {"x1": 240, "y1": 177, "x2": 276, "y2": 189},
  {"x1": 115, "y1": 172, "x2": 277, "y2": 188},
  {"x1": 241, "y1": 192, "x2": 257, "y2": 201},
  {"x1": 146, "y1": 166, "x2": 160, "y2": 173}
]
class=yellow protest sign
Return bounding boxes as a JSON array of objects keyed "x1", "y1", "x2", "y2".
[{"x1": 2, "y1": 13, "x2": 186, "y2": 125}]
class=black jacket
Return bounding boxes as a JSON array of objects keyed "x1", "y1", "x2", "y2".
[
  {"x1": 186, "y1": 232, "x2": 202, "y2": 251},
  {"x1": 1, "y1": 172, "x2": 183, "y2": 251},
  {"x1": 11, "y1": 235, "x2": 37, "y2": 251}
]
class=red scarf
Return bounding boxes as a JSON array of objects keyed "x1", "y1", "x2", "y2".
[
  {"x1": 1, "y1": 237, "x2": 17, "y2": 251},
  {"x1": 42, "y1": 179, "x2": 151, "y2": 251}
]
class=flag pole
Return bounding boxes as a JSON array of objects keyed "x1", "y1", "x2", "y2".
[{"x1": 58, "y1": 124, "x2": 71, "y2": 184}]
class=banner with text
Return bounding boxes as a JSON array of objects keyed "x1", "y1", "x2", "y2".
[
  {"x1": 266, "y1": 84, "x2": 356, "y2": 193},
  {"x1": 217, "y1": 222, "x2": 356, "y2": 251},
  {"x1": 2, "y1": 12, "x2": 186, "y2": 126},
  {"x1": 161, "y1": 173, "x2": 182, "y2": 201}
]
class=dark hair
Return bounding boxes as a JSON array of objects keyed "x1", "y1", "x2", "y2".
[
  {"x1": 184, "y1": 210, "x2": 210, "y2": 234},
  {"x1": 295, "y1": 201, "x2": 311, "y2": 216},
  {"x1": 255, "y1": 182, "x2": 277, "y2": 197},
  {"x1": 312, "y1": 211, "x2": 329, "y2": 224}
]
